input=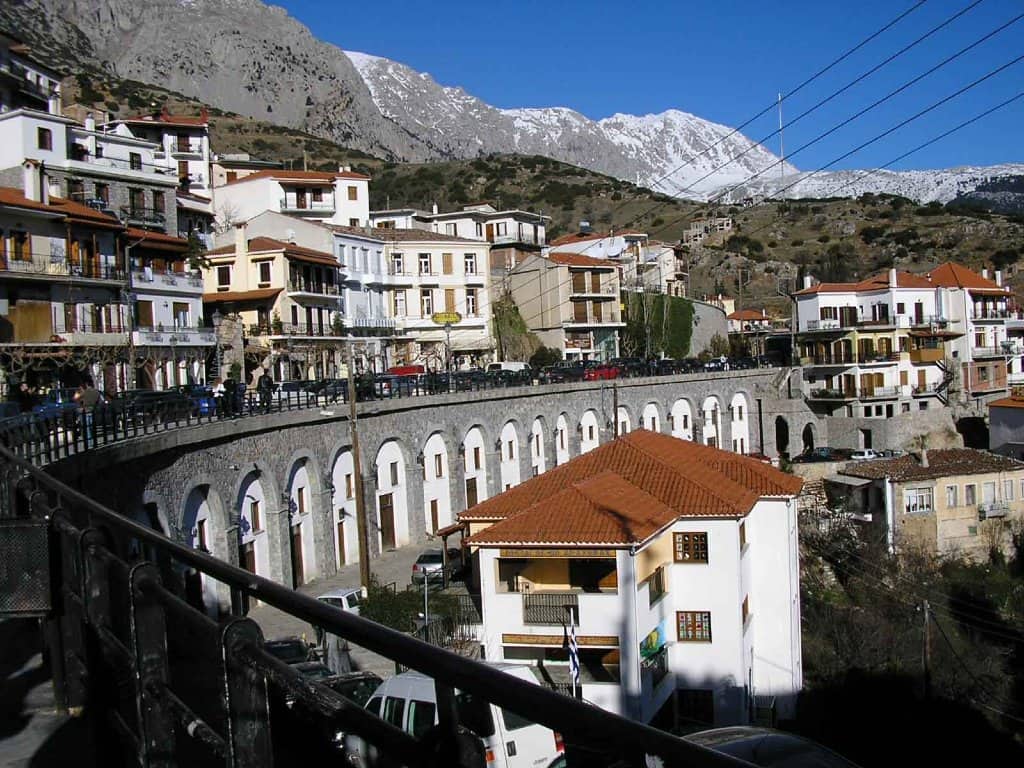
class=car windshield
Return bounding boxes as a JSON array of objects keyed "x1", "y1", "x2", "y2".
[
  {"x1": 264, "y1": 640, "x2": 308, "y2": 664},
  {"x1": 455, "y1": 689, "x2": 495, "y2": 737},
  {"x1": 418, "y1": 552, "x2": 443, "y2": 565}
]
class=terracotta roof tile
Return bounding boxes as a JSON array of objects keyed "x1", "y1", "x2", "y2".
[
  {"x1": 329, "y1": 225, "x2": 483, "y2": 244},
  {"x1": 841, "y1": 448, "x2": 1024, "y2": 482},
  {"x1": 203, "y1": 288, "x2": 282, "y2": 304},
  {"x1": 728, "y1": 309, "x2": 766, "y2": 321},
  {"x1": 547, "y1": 252, "x2": 615, "y2": 268},
  {"x1": 125, "y1": 227, "x2": 189, "y2": 253},
  {"x1": 550, "y1": 230, "x2": 647, "y2": 247},
  {"x1": 927, "y1": 262, "x2": 1006, "y2": 292},
  {"x1": 222, "y1": 169, "x2": 370, "y2": 186},
  {"x1": 989, "y1": 396, "x2": 1024, "y2": 410},
  {"x1": 463, "y1": 431, "x2": 802, "y2": 547},
  {"x1": 207, "y1": 237, "x2": 338, "y2": 267},
  {"x1": 0, "y1": 187, "x2": 123, "y2": 228},
  {"x1": 794, "y1": 270, "x2": 934, "y2": 295}
]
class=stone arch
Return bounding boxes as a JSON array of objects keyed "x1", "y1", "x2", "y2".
[
  {"x1": 729, "y1": 392, "x2": 750, "y2": 454},
  {"x1": 235, "y1": 467, "x2": 274, "y2": 582},
  {"x1": 670, "y1": 398, "x2": 694, "y2": 441},
  {"x1": 498, "y1": 420, "x2": 521, "y2": 492},
  {"x1": 422, "y1": 431, "x2": 453, "y2": 534},
  {"x1": 775, "y1": 416, "x2": 790, "y2": 456},
  {"x1": 554, "y1": 413, "x2": 570, "y2": 466},
  {"x1": 284, "y1": 455, "x2": 323, "y2": 586},
  {"x1": 462, "y1": 424, "x2": 489, "y2": 507},
  {"x1": 374, "y1": 439, "x2": 410, "y2": 551},
  {"x1": 181, "y1": 484, "x2": 229, "y2": 615},
  {"x1": 802, "y1": 422, "x2": 816, "y2": 453},
  {"x1": 641, "y1": 402, "x2": 661, "y2": 433},
  {"x1": 700, "y1": 395, "x2": 722, "y2": 449},
  {"x1": 616, "y1": 405, "x2": 632, "y2": 435},
  {"x1": 579, "y1": 409, "x2": 601, "y2": 454},
  {"x1": 330, "y1": 447, "x2": 357, "y2": 568},
  {"x1": 530, "y1": 416, "x2": 548, "y2": 476}
]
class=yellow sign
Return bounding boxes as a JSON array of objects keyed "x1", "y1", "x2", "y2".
[{"x1": 431, "y1": 312, "x2": 462, "y2": 325}]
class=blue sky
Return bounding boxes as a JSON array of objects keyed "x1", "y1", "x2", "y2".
[{"x1": 282, "y1": 0, "x2": 1022, "y2": 171}]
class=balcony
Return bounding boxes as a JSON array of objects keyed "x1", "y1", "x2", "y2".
[
  {"x1": 171, "y1": 140, "x2": 204, "y2": 156},
  {"x1": 808, "y1": 388, "x2": 857, "y2": 400},
  {"x1": 979, "y1": 501, "x2": 1010, "y2": 520},
  {"x1": 522, "y1": 591, "x2": 579, "y2": 626},
  {"x1": 489, "y1": 230, "x2": 543, "y2": 246},
  {"x1": 912, "y1": 383, "x2": 945, "y2": 396},
  {"x1": 860, "y1": 386, "x2": 899, "y2": 400},
  {"x1": 971, "y1": 309, "x2": 1012, "y2": 321},
  {"x1": 912, "y1": 314, "x2": 949, "y2": 328},
  {"x1": 248, "y1": 322, "x2": 345, "y2": 339},
  {"x1": 287, "y1": 281, "x2": 341, "y2": 297},
  {"x1": 51, "y1": 320, "x2": 128, "y2": 346},
  {"x1": 802, "y1": 354, "x2": 856, "y2": 367},
  {"x1": 132, "y1": 326, "x2": 215, "y2": 347},
  {"x1": 132, "y1": 268, "x2": 204, "y2": 293},
  {"x1": 909, "y1": 347, "x2": 944, "y2": 364},
  {"x1": 1, "y1": 252, "x2": 126, "y2": 282},
  {"x1": 122, "y1": 206, "x2": 167, "y2": 229},
  {"x1": 279, "y1": 198, "x2": 335, "y2": 216},
  {"x1": 804, "y1": 319, "x2": 844, "y2": 332},
  {"x1": 972, "y1": 346, "x2": 1010, "y2": 359},
  {"x1": 348, "y1": 318, "x2": 400, "y2": 337},
  {"x1": 564, "y1": 315, "x2": 625, "y2": 329},
  {"x1": 858, "y1": 352, "x2": 899, "y2": 366}
]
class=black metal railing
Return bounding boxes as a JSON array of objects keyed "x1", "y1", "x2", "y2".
[
  {"x1": 0, "y1": 445, "x2": 754, "y2": 768},
  {"x1": 523, "y1": 591, "x2": 579, "y2": 625}
]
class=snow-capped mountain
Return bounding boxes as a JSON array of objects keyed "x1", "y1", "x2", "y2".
[{"x1": 346, "y1": 51, "x2": 797, "y2": 199}]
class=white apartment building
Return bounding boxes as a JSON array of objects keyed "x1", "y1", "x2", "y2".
[
  {"x1": 0, "y1": 32, "x2": 62, "y2": 115},
  {"x1": 681, "y1": 216, "x2": 733, "y2": 247},
  {"x1": 462, "y1": 430, "x2": 803, "y2": 728},
  {"x1": 550, "y1": 227, "x2": 683, "y2": 296},
  {"x1": 210, "y1": 153, "x2": 283, "y2": 189},
  {"x1": 214, "y1": 168, "x2": 370, "y2": 230},
  {"x1": 793, "y1": 269, "x2": 954, "y2": 419},
  {"x1": 927, "y1": 262, "x2": 1021, "y2": 403}
]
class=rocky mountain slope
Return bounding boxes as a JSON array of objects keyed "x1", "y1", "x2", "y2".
[{"x1": 4, "y1": 0, "x2": 1021, "y2": 204}]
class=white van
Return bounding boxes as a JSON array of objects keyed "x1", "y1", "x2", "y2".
[
  {"x1": 360, "y1": 664, "x2": 563, "y2": 768},
  {"x1": 487, "y1": 362, "x2": 530, "y2": 374}
]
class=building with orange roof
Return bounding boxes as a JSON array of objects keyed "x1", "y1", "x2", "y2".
[
  {"x1": 926, "y1": 262, "x2": 1021, "y2": 402},
  {"x1": 212, "y1": 166, "x2": 370, "y2": 230},
  {"x1": 508, "y1": 252, "x2": 624, "y2": 361},
  {"x1": 462, "y1": 430, "x2": 803, "y2": 727},
  {"x1": 793, "y1": 268, "x2": 957, "y2": 421},
  {"x1": 0, "y1": 31, "x2": 62, "y2": 115}
]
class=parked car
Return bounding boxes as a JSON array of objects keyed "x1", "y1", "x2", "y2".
[
  {"x1": 582, "y1": 361, "x2": 620, "y2": 381},
  {"x1": 354, "y1": 665, "x2": 563, "y2": 768},
  {"x1": 320, "y1": 670, "x2": 382, "y2": 708},
  {"x1": 32, "y1": 388, "x2": 82, "y2": 419},
  {"x1": 172, "y1": 384, "x2": 216, "y2": 416},
  {"x1": 610, "y1": 357, "x2": 646, "y2": 377},
  {"x1": 703, "y1": 356, "x2": 730, "y2": 372},
  {"x1": 685, "y1": 727, "x2": 862, "y2": 767},
  {"x1": 264, "y1": 636, "x2": 316, "y2": 665},
  {"x1": 539, "y1": 363, "x2": 585, "y2": 384},
  {"x1": 291, "y1": 660, "x2": 335, "y2": 680},
  {"x1": 317, "y1": 587, "x2": 363, "y2": 616},
  {"x1": 411, "y1": 547, "x2": 463, "y2": 585},
  {"x1": 849, "y1": 448, "x2": 882, "y2": 461}
]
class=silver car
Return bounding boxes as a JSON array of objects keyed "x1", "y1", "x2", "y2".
[{"x1": 411, "y1": 548, "x2": 462, "y2": 584}]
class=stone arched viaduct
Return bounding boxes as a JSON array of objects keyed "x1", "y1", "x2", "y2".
[{"x1": 52, "y1": 369, "x2": 821, "y2": 588}]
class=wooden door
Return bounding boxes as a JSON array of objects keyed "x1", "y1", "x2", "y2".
[
  {"x1": 465, "y1": 478, "x2": 478, "y2": 508},
  {"x1": 291, "y1": 526, "x2": 304, "y2": 587},
  {"x1": 917, "y1": 369, "x2": 927, "y2": 390},
  {"x1": 430, "y1": 499, "x2": 439, "y2": 534},
  {"x1": 379, "y1": 493, "x2": 396, "y2": 550},
  {"x1": 240, "y1": 542, "x2": 256, "y2": 574},
  {"x1": 485, "y1": 223, "x2": 494, "y2": 242},
  {"x1": 336, "y1": 519, "x2": 346, "y2": 567}
]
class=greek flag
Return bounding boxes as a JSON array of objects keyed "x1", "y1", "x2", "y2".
[{"x1": 567, "y1": 620, "x2": 580, "y2": 688}]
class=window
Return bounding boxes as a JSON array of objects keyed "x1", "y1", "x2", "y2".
[
  {"x1": 391, "y1": 253, "x2": 404, "y2": 274},
  {"x1": 349, "y1": 218, "x2": 360, "y2": 227},
  {"x1": 444, "y1": 289, "x2": 455, "y2": 313},
  {"x1": 904, "y1": 487, "x2": 933, "y2": 515},
  {"x1": 676, "y1": 611, "x2": 712, "y2": 642},
  {"x1": 37, "y1": 127, "x2": 52, "y2": 150},
  {"x1": 250, "y1": 499, "x2": 262, "y2": 532},
  {"x1": 444, "y1": 223, "x2": 457, "y2": 236},
  {"x1": 135, "y1": 300, "x2": 154, "y2": 329},
  {"x1": 382, "y1": 697, "x2": 405, "y2": 729},
  {"x1": 95, "y1": 183, "x2": 109, "y2": 204},
  {"x1": 419, "y1": 253, "x2": 432, "y2": 275},
  {"x1": 473, "y1": 446, "x2": 481, "y2": 471},
  {"x1": 464, "y1": 253, "x2": 477, "y2": 275},
  {"x1": 172, "y1": 302, "x2": 189, "y2": 327},
  {"x1": 946, "y1": 485, "x2": 959, "y2": 508},
  {"x1": 465, "y1": 477, "x2": 478, "y2": 508},
  {"x1": 587, "y1": 425, "x2": 595, "y2": 441},
  {"x1": 129, "y1": 152, "x2": 142, "y2": 171},
  {"x1": 442, "y1": 252, "x2": 453, "y2": 274},
  {"x1": 66, "y1": 178, "x2": 84, "y2": 201},
  {"x1": 739, "y1": 521, "x2": 746, "y2": 549},
  {"x1": 474, "y1": 222, "x2": 483, "y2": 238},
  {"x1": 129, "y1": 188, "x2": 145, "y2": 214},
  {"x1": 259, "y1": 261, "x2": 271, "y2": 286},
  {"x1": 897, "y1": 302, "x2": 905, "y2": 314},
  {"x1": 648, "y1": 566, "x2": 667, "y2": 606},
  {"x1": 12, "y1": 230, "x2": 30, "y2": 261},
  {"x1": 347, "y1": 185, "x2": 358, "y2": 201},
  {"x1": 495, "y1": 222, "x2": 507, "y2": 236},
  {"x1": 408, "y1": 700, "x2": 435, "y2": 739},
  {"x1": 983, "y1": 481, "x2": 996, "y2": 505},
  {"x1": 296, "y1": 487, "x2": 305, "y2": 515},
  {"x1": 742, "y1": 596, "x2": 750, "y2": 624},
  {"x1": 311, "y1": 188, "x2": 323, "y2": 203},
  {"x1": 420, "y1": 289, "x2": 433, "y2": 316},
  {"x1": 389, "y1": 461, "x2": 399, "y2": 487},
  {"x1": 506, "y1": 440, "x2": 515, "y2": 460},
  {"x1": 393, "y1": 290, "x2": 407, "y2": 316},
  {"x1": 152, "y1": 190, "x2": 165, "y2": 213},
  {"x1": 965, "y1": 484, "x2": 977, "y2": 506},
  {"x1": 1006, "y1": 480, "x2": 1015, "y2": 501},
  {"x1": 345, "y1": 473, "x2": 354, "y2": 499},
  {"x1": 216, "y1": 265, "x2": 231, "y2": 290},
  {"x1": 196, "y1": 519, "x2": 207, "y2": 551},
  {"x1": 433, "y1": 453, "x2": 444, "y2": 479},
  {"x1": 466, "y1": 288, "x2": 478, "y2": 315},
  {"x1": 673, "y1": 532, "x2": 708, "y2": 563}
]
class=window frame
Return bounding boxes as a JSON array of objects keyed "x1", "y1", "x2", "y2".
[
  {"x1": 676, "y1": 610, "x2": 712, "y2": 642},
  {"x1": 673, "y1": 532, "x2": 709, "y2": 564}
]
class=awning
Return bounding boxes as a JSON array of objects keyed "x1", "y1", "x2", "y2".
[
  {"x1": 825, "y1": 474, "x2": 872, "y2": 488},
  {"x1": 435, "y1": 521, "x2": 465, "y2": 538}
]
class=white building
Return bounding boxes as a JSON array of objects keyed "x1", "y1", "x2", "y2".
[
  {"x1": 214, "y1": 168, "x2": 370, "y2": 230},
  {"x1": 793, "y1": 269, "x2": 955, "y2": 419},
  {"x1": 0, "y1": 32, "x2": 62, "y2": 115},
  {"x1": 550, "y1": 227, "x2": 684, "y2": 296},
  {"x1": 462, "y1": 430, "x2": 803, "y2": 728}
]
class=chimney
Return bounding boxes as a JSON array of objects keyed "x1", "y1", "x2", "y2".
[
  {"x1": 920, "y1": 449, "x2": 929, "y2": 468},
  {"x1": 888, "y1": 268, "x2": 897, "y2": 288},
  {"x1": 982, "y1": 268, "x2": 989, "y2": 280},
  {"x1": 199, "y1": 107, "x2": 209, "y2": 123},
  {"x1": 803, "y1": 274, "x2": 813, "y2": 290},
  {"x1": 762, "y1": 308, "x2": 767, "y2": 318},
  {"x1": 84, "y1": 112, "x2": 96, "y2": 132},
  {"x1": 995, "y1": 270, "x2": 1003, "y2": 287},
  {"x1": 338, "y1": 164, "x2": 352, "y2": 173},
  {"x1": 48, "y1": 92, "x2": 61, "y2": 116},
  {"x1": 22, "y1": 160, "x2": 42, "y2": 202},
  {"x1": 432, "y1": 202, "x2": 438, "y2": 215},
  {"x1": 234, "y1": 222, "x2": 247, "y2": 259}
]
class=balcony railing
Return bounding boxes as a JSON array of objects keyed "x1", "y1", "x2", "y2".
[
  {"x1": 858, "y1": 352, "x2": 899, "y2": 364},
  {"x1": 287, "y1": 281, "x2": 341, "y2": 296},
  {"x1": 490, "y1": 230, "x2": 543, "y2": 246},
  {"x1": 805, "y1": 319, "x2": 843, "y2": 331},
  {"x1": 1, "y1": 253, "x2": 126, "y2": 281},
  {"x1": 971, "y1": 309, "x2": 1013, "y2": 321},
  {"x1": 279, "y1": 198, "x2": 336, "y2": 214},
  {"x1": 248, "y1": 322, "x2": 345, "y2": 338},
  {"x1": 860, "y1": 386, "x2": 899, "y2": 399},
  {"x1": 808, "y1": 388, "x2": 857, "y2": 400},
  {"x1": 52, "y1": 320, "x2": 128, "y2": 336},
  {"x1": 523, "y1": 591, "x2": 580, "y2": 625},
  {"x1": 972, "y1": 346, "x2": 1011, "y2": 358},
  {"x1": 802, "y1": 354, "x2": 856, "y2": 366},
  {"x1": 979, "y1": 501, "x2": 1011, "y2": 520},
  {"x1": 122, "y1": 206, "x2": 167, "y2": 227}
]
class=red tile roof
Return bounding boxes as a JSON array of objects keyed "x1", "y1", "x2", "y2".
[
  {"x1": 840, "y1": 448, "x2": 1024, "y2": 482},
  {"x1": 727, "y1": 309, "x2": 766, "y2": 321},
  {"x1": 207, "y1": 237, "x2": 338, "y2": 267},
  {"x1": 463, "y1": 431, "x2": 802, "y2": 547},
  {"x1": 125, "y1": 227, "x2": 189, "y2": 253},
  {"x1": 120, "y1": 113, "x2": 209, "y2": 127},
  {"x1": 794, "y1": 270, "x2": 934, "y2": 295},
  {"x1": 221, "y1": 169, "x2": 370, "y2": 186},
  {"x1": 927, "y1": 262, "x2": 1007, "y2": 292},
  {"x1": 989, "y1": 395, "x2": 1024, "y2": 410},
  {"x1": 329, "y1": 224, "x2": 483, "y2": 244},
  {"x1": 203, "y1": 288, "x2": 282, "y2": 304},
  {"x1": 547, "y1": 252, "x2": 615, "y2": 268},
  {"x1": 549, "y1": 229, "x2": 647, "y2": 247},
  {"x1": 0, "y1": 187, "x2": 124, "y2": 229}
]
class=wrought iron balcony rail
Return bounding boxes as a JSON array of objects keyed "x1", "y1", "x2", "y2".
[{"x1": 0, "y1": 444, "x2": 755, "y2": 768}]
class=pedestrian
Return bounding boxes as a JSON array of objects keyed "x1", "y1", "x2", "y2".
[
  {"x1": 257, "y1": 369, "x2": 273, "y2": 413},
  {"x1": 75, "y1": 377, "x2": 101, "y2": 447},
  {"x1": 13, "y1": 381, "x2": 36, "y2": 413},
  {"x1": 211, "y1": 377, "x2": 226, "y2": 417},
  {"x1": 222, "y1": 376, "x2": 236, "y2": 417}
]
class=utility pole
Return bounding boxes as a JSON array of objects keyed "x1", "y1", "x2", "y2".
[
  {"x1": 346, "y1": 341, "x2": 371, "y2": 591},
  {"x1": 612, "y1": 379, "x2": 620, "y2": 438},
  {"x1": 777, "y1": 91, "x2": 785, "y2": 185},
  {"x1": 923, "y1": 600, "x2": 932, "y2": 700}
]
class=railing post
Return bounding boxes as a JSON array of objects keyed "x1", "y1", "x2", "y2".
[
  {"x1": 128, "y1": 563, "x2": 176, "y2": 767},
  {"x1": 221, "y1": 618, "x2": 272, "y2": 767},
  {"x1": 50, "y1": 511, "x2": 88, "y2": 711}
]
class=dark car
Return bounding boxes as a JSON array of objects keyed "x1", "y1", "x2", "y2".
[
  {"x1": 679, "y1": 357, "x2": 703, "y2": 373},
  {"x1": 610, "y1": 357, "x2": 646, "y2": 377},
  {"x1": 172, "y1": 384, "x2": 216, "y2": 416},
  {"x1": 264, "y1": 637, "x2": 316, "y2": 665},
  {"x1": 321, "y1": 671, "x2": 382, "y2": 708},
  {"x1": 106, "y1": 389, "x2": 192, "y2": 426},
  {"x1": 686, "y1": 727, "x2": 862, "y2": 767},
  {"x1": 32, "y1": 388, "x2": 81, "y2": 419},
  {"x1": 540, "y1": 363, "x2": 585, "y2": 384}
]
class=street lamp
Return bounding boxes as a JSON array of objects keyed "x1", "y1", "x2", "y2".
[{"x1": 212, "y1": 308, "x2": 223, "y2": 379}]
